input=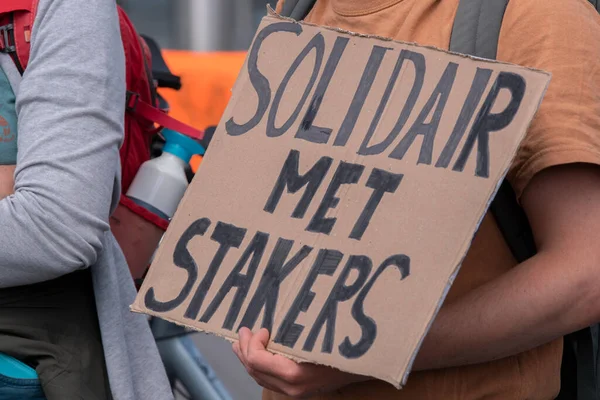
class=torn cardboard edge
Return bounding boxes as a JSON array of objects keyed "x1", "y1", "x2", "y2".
[
  {"x1": 401, "y1": 68, "x2": 552, "y2": 386},
  {"x1": 265, "y1": 5, "x2": 551, "y2": 79},
  {"x1": 400, "y1": 134, "x2": 532, "y2": 385},
  {"x1": 130, "y1": 305, "x2": 381, "y2": 384}
]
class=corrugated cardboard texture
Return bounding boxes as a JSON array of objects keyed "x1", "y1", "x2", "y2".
[{"x1": 132, "y1": 13, "x2": 550, "y2": 388}]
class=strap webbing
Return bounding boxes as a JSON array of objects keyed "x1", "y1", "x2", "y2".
[
  {"x1": 450, "y1": 0, "x2": 509, "y2": 60},
  {"x1": 575, "y1": 327, "x2": 600, "y2": 399},
  {"x1": 281, "y1": 0, "x2": 316, "y2": 20},
  {"x1": 126, "y1": 92, "x2": 204, "y2": 140},
  {"x1": 450, "y1": 1, "x2": 530, "y2": 262},
  {"x1": 489, "y1": 181, "x2": 536, "y2": 262}
]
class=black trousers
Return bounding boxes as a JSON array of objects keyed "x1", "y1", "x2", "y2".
[{"x1": 0, "y1": 269, "x2": 112, "y2": 400}]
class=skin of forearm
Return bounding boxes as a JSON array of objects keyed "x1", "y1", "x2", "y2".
[
  {"x1": 0, "y1": 165, "x2": 15, "y2": 198},
  {"x1": 413, "y1": 248, "x2": 599, "y2": 371}
]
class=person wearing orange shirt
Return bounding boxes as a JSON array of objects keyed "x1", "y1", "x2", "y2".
[{"x1": 233, "y1": 0, "x2": 600, "y2": 399}]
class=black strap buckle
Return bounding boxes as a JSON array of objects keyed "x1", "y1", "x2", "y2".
[
  {"x1": 126, "y1": 91, "x2": 140, "y2": 112},
  {"x1": 0, "y1": 24, "x2": 16, "y2": 53}
]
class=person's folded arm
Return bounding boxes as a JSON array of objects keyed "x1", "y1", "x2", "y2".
[
  {"x1": 414, "y1": 0, "x2": 600, "y2": 370},
  {"x1": 0, "y1": 0, "x2": 125, "y2": 288},
  {"x1": 414, "y1": 163, "x2": 600, "y2": 370},
  {"x1": 233, "y1": 164, "x2": 600, "y2": 399}
]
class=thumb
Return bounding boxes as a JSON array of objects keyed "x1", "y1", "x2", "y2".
[{"x1": 250, "y1": 328, "x2": 271, "y2": 350}]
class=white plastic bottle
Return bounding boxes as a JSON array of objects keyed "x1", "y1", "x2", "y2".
[{"x1": 127, "y1": 128, "x2": 205, "y2": 220}]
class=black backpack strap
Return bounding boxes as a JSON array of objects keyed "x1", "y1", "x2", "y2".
[
  {"x1": 489, "y1": 181, "x2": 537, "y2": 261},
  {"x1": 577, "y1": 327, "x2": 600, "y2": 399},
  {"x1": 450, "y1": 2, "x2": 534, "y2": 260},
  {"x1": 280, "y1": 0, "x2": 317, "y2": 20},
  {"x1": 558, "y1": 326, "x2": 600, "y2": 400},
  {"x1": 450, "y1": 0, "x2": 509, "y2": 60},
  {"x1": 451, "y1": 1, "x2": 600, "y2": 399}
]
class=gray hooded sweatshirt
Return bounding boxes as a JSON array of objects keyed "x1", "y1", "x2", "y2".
[{"x1": 0, "y1": 0, "x2": 174, "y2": 399}]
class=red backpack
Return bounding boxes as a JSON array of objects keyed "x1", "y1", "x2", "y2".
[{"x1": 0, "y1": 1, "x2": 203, "y2": 263}]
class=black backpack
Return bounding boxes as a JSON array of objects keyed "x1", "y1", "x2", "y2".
[{"x1": 280, "y1": 0, "x2": 600, "y2": 398}]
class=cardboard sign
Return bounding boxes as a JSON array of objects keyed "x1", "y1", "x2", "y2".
[{"x1": 132, "y1": 11, "x2": 550, "y2": 388}]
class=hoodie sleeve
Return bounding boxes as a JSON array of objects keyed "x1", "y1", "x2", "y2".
[{"x1": 0, "y1": 0, "x2": 126, "y2": 287}]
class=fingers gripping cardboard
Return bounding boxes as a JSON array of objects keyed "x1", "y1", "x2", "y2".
[{"x1": 132, "y1": 11, "x2": 550, "y2": 388}]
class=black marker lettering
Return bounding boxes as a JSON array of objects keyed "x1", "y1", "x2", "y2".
[
  {"x1": 303, "y1": 255, "x2": 372, "y2": 353},
  {"x1": 184, "y1": 222, "x2": 246, "y2": 320},
  {"x1": 453, "y1": 72, "x2": 526, "y2": 178},
  {"x1": 334, "y1": 45, "x2": 391, "y2": 147},
  {"x1": 267, "y1": 33, "x2": 325, "y2": 138},
  {"x1": 296, "y1": 36, "x2": 350, "y2": 144},
  {"x1": 144, "y1": 218, "x2": 211, "y2": 312},
  {"x1": 200, "y1": 232, "x2": 269, "y2": 330},
  {"x1": 435, "y1": 68, "x2": 492, "y2": 169},
  {"x1": 307, "y1": 161, "x2": 365, "y2": 235},
  {"x1": 226, "y1": 22, "x2": 301, "y2": 136},
  {"x1": 264, "y1": 149, "x2": 333, "y2": 218},
  {"x1": 339, "y1": 254, "x2": 410, "y2": 359},
  {"x1": 390, "y1": 62, "x2": 458, "y2": 164},
  {"x1": 358, "y1": 50, "x2": 426, "y2": 155},
  {"x1": 239, "y1": 239, "x2": 313, "y2": 332},
  {"x1": 275, "y1": 249, "x2": 343, "y2": 348},
  {"x1": 350, "y1": 169, "x2": 404, "y2": 240}
]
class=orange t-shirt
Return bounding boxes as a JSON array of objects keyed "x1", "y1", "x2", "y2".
[{"x1": 262, "y1": 0, "x2": 600, "y2": 399}]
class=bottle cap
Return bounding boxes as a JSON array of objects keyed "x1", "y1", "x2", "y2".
[{"x1": 162, "y1": 128, "x2": 205, "y2": 163}]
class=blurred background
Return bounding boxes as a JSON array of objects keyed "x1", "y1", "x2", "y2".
[
  {"x1": 117, "y1": 0, "x2": 280, "y2": 150},
  {"x1": 120, "y1": 0, "x2": 277, "y2": 51},
  {"x1": 117, "y1": 1, "x2": 279, "y2": 399}
]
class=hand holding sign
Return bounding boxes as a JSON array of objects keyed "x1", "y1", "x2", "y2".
[
  {"x1": 233, "y1": 328, "x2": 367, "y2": 397},
  {"x1": 132, "y1": 10, "x2": 550, "y2": 388}
]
